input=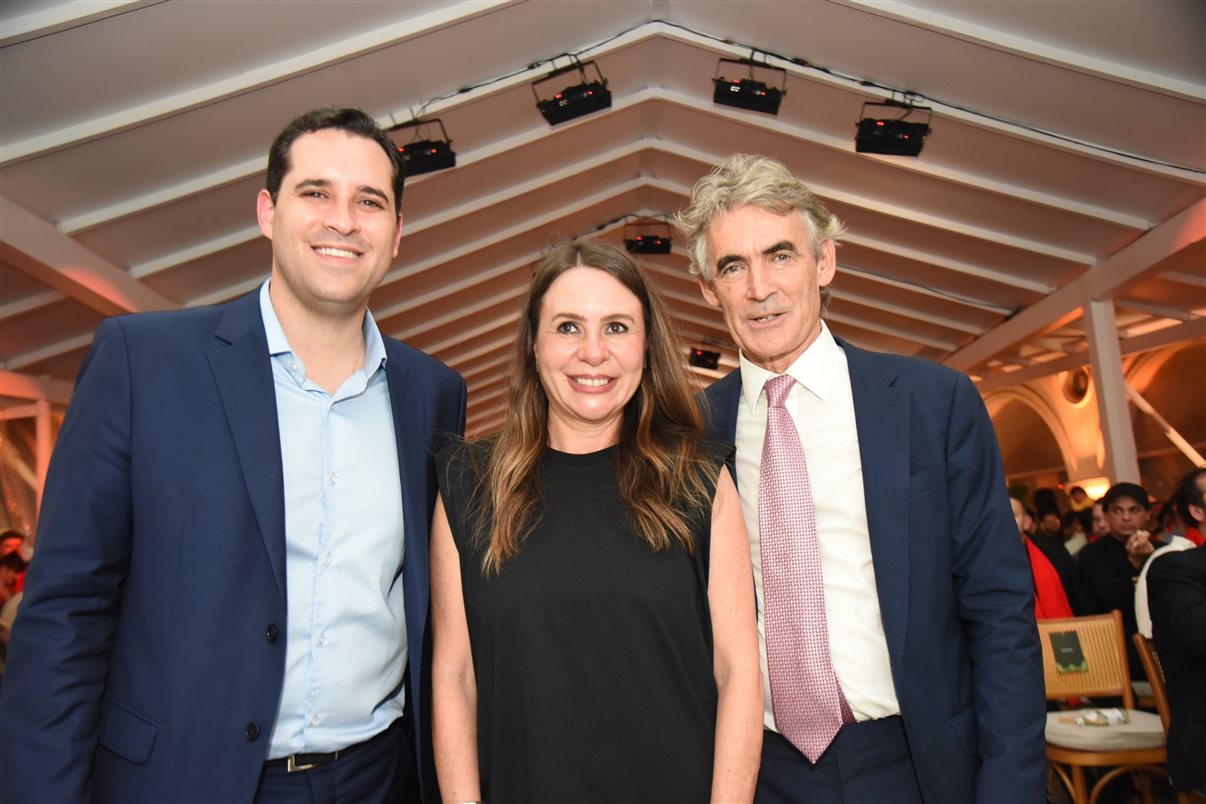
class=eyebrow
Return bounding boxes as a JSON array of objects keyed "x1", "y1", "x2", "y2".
[
  {"x1": 293, "y1": 178, "x2": 391, "y2": 205},
  {"x1": 550, "y1": 312, "x2": 638, "y2": 323},
  {"x1": 714, "y1": 240, "x2": 798, "y2": 274}
]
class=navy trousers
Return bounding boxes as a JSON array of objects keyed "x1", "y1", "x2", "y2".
[
  {"x1": 253, "y1": 717, "x2": 419, "y2": 804},
  {"x1": 756, "y1": 718, "x2": 924, "y2": 804}
]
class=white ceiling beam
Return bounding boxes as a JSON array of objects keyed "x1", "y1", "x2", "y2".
[
  {"x1": 1163, "y1": 271, "x2": 1206, "y2": 288},
  {"x1": 60, "y1": 77, "x2": 1153, "y2": 237},
  {"x1": 0, "y1": 197, "x2": 176, "y2": 317},
  {"x1": 423, "y1": 311, "x2": 522, "y2": 357},
  {"x1": 652, "y1": 89, "x2": 1153, "y2": 229},
  {"x1": 831, "y1": 289, "x2": 985, "y2": 335},
  {"x1": 0, "y1": 0, "x2": 515, "y2": 165},
  {"x1": 53, "y1": 89, "x2": 1132, "y2": 311},
  {"x1": 838, "y1": 263, "x2": 1014, "y2": 314},
  {"x1": 441, "y1": 338, "x2": 517, "y2": 372},
  {"x1": 394, "y1": 285, "x2": 526, "y2": 342},
  {"x1": 463, "y1": 354, "x2": 511, "y2": 385},
  {"x1": 467, "y1": 400, "x2": 507, "y2": 429},
  {"x1": 641, "y1": 173, "x2": 1060, "y2": 293},
  {"x1": 0, "y1": 0, "x2": 163, "y2": 47},
  {"x1": 839, "y1": 0, "x2": 1203, "y2": 102},
  {"x1": 0, "y1": 370, "x2": 75, "y2": 405},
  {"x1": 947, "y1": 197, "x2": 1206, "y2": 372},
  {"x1": 58, "y1": 83, "x2": 1148, "y2": 242},
  {"x1": 375, "y1": 257, "x2": 533, "y2": 326},
  {"x1": 825, "y1": 312, "x2": 959, "y2": 351},
  {"x1": 467, "y1": 383, "x2": 507, "y2": 408},
  {"x1": 976, "y1": 317, "x2": 1206, "y2": 392},
  {"x1": 653, "y1": 25, "x2": 1205, "y2": 183},
  {"x1": 1117, "y1": 300, "x2": 1200, "y2": 323},
  {"x1": 0, "y1": 289, "x2": 63, "y2": 319},
  {"x1": 839, "y1": 231, "x2": 1053, "y2": 294},
  {"x1": 4, "y1": 333, "x2": 95, "y2": 372},
  {"x1": 129, "y1": 147, "x2": 652, "y2": 282}
]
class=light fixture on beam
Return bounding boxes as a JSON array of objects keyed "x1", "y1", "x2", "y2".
[
  {"x1": 532, "y1": 57, "x2": 611, "y2": 126},
  {"x1": 623, "y1": 217, "x2": 673, "y2": 254},
  {"x1": 855, "y1": 99, "x2": 931, "y2": 157},
  {"x1": 712, "y1": 56, "x2": 786, "y2": 116},
  {"x1": 688, "y1": 348, "x2": 720, "y2": 370},
  {"x1": 391, "y1": 118, "x2": 456, "y2": 176}
]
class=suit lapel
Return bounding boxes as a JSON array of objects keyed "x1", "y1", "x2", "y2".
[
  {"x1": 840, "y1": 338, "x2": 910, "y2": 667},
  {"x1": 384, "y1": 350, "x2": 427, "y2": 603},
  {"x1": 208, "y1": 292, "x2": 287, "y2": 601},
  {"x1": 703, "y1": 369, "x2": 742, "y2": 486}
]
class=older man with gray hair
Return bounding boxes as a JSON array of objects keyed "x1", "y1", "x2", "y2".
[{"x1": 678, "y1": 154, "x2": 1045, "y2": 804}]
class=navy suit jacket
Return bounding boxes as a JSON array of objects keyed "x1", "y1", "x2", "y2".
[
  {"x1": 1147, "y1": 545, "x2": 1206, "y2": 793},
  {"x1": 699, "y1": 337, "x2": 1046, "y2": 804},
  {"x1": 0, "y1": 290, "x2": 466, "y2": 804}
]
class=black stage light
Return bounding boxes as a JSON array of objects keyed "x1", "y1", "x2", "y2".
[
  {"x1": 855, "y1": 100, "x2": 932, "y2": 157},
  {"x1": 391, "y1": 118, "x2": 456, "y2": 176},
  {"x1": 623, "y1": 218, "x2": 673, "y2": 254},
  {"x1": 688, "y1": 349, "x2": 720, "y2": 370},
  {"x1": 624, "y1": 235, "x2": 671, "y2": 254},
  {"x1": 713, "y1": 57, "x2": 786, "y2": 116},
  {"x1": 532, "y1": 59, "x2": 611, "y2": 126}
]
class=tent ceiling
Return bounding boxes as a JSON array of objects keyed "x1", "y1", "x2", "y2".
[{"x1": 1, "y1": 0, "x2": 1203, "y2": 433}]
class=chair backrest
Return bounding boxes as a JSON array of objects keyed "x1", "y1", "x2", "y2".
[
  {"x1": 1132, "y1": 632, "x2": 1171, "y2": 731},
  {"x1": 1036, "y1": 611, "x2": 1135, "y2": 706}
]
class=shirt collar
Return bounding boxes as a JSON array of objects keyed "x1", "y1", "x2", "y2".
[
  {"x1": 738, "y1": 320, "x2": 842, "y2": 414},
  {"x1": 258, "y1": 279, "x2": 388, "y2": 374}
]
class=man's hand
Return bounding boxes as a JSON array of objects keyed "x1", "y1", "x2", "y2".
[{"x1": 1126, "y1": 530, "x2": 1155, "y2": 568}]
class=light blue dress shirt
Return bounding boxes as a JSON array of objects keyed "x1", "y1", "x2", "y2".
[{"x1": 258, "y1": 281, "x2": 407, "y2": 757}]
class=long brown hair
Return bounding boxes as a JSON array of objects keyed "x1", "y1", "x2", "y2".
[{"x1": 464, "y1": 239, "x2": 717, "y2": 574}]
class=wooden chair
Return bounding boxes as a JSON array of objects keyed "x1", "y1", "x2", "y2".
[
  {"x1": 1037, "y1": 612, "x2": 1166, "y2": 804},
  {"x1": 1133, "y1": 633, "x2": 1205, "y2": 804}
]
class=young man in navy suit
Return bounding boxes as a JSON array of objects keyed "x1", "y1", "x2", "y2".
[
  {"x1": 0, "y1": 108, "x2": 466, "y2": 804},
  {"x1": 676, "y1": 154, "x2": 1045, "y2": 803}
]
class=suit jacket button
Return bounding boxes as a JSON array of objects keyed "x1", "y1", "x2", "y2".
[
  {"x1": 244, "y1": 722, "x2": 260, "y2": 741},
  {"x1": 266, "y1": 624, "x2": 278, "y2": 643}
]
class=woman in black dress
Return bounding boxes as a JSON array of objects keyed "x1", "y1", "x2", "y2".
[{"x1": 431, "y1": 240, "x2": 761, "y2": 803}]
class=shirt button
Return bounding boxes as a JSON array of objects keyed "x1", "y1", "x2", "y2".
[
  {"x1": 318, "y1": 634, "x2": 327, "y2": 647},
  {"x1": 265, "y1": 624, "x2": 278, "y2": 643},
  {"x1": 244, "y1": 722, "x2": 260, "y2": 741},
  {"x1": 323, "y1": 554, "x2": 332, "y2": 567},
  {"x1": 290, "y1": 362, "x2": 298, "y2": 371},
  {"x1": 329, "y1": 474, "x2": 337, "y2": 485},
  {"x1": 309, "y1": 715, "x2": 319, "y2": 727}
]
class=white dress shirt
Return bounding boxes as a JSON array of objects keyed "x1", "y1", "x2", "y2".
[{"x1": 734, "y1": 321, "x2": 900, "y2": 731}]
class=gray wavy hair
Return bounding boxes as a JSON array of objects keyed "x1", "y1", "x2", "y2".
[{"x1": 673, "y1": 154, "x2": 846, "y2": 288}]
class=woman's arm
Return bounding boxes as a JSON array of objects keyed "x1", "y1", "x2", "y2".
[
  {"x1": 707, "y1": 469, "x2": 763, "y2": 803},
  {"x1": 431, "y1": 492, "x2": 483, "y2": 803}
]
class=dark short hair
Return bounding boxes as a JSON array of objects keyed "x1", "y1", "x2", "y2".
[
  {"x1": 265, "y1": 107, "x2": 405, "y2": 215},
  {"x1": 1174, "y1": 468, "x2": 1206, "y2": 524},
  {"x1": 1102, "y1": 482, "x2": 1150, "y2": 511}
]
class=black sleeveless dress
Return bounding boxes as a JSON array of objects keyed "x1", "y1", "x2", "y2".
[{"x1": 436, "y1": 443, "x2": 727, "y2": 804}]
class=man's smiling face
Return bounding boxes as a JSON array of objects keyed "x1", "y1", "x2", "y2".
[
  {"x1": 257, "y1": 128, "x2": 402, "y2": 321},
  {"x1": 699, "y1": 205, "x2": 836, "y2": 374}
]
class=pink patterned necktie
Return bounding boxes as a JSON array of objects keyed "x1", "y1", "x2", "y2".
[{"x1": 759, "y1": 373, "x2": 853, "y2": 763}]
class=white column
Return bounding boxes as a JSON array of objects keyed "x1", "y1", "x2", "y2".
[{"x1": 1084, "y1": 299, "x2": 1139, "y2": 483}]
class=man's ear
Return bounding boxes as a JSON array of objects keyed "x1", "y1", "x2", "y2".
[
  {"x1": 391, "y1": 213, "x2": 404, "y2": 258},
  {"x1": 698, "y1": 276, "x2": 721, "y2": 308},
  {"x1": 256, "y1": 189, "x2": 276, "y2": 240},
  {"x1": 816, "y1": 239, "x2": 837, "y2": 288}
]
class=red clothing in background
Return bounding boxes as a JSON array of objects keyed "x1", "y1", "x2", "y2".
[{"x1": 1025, "y1": 537, "x2": 1073, "y2": 619}]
